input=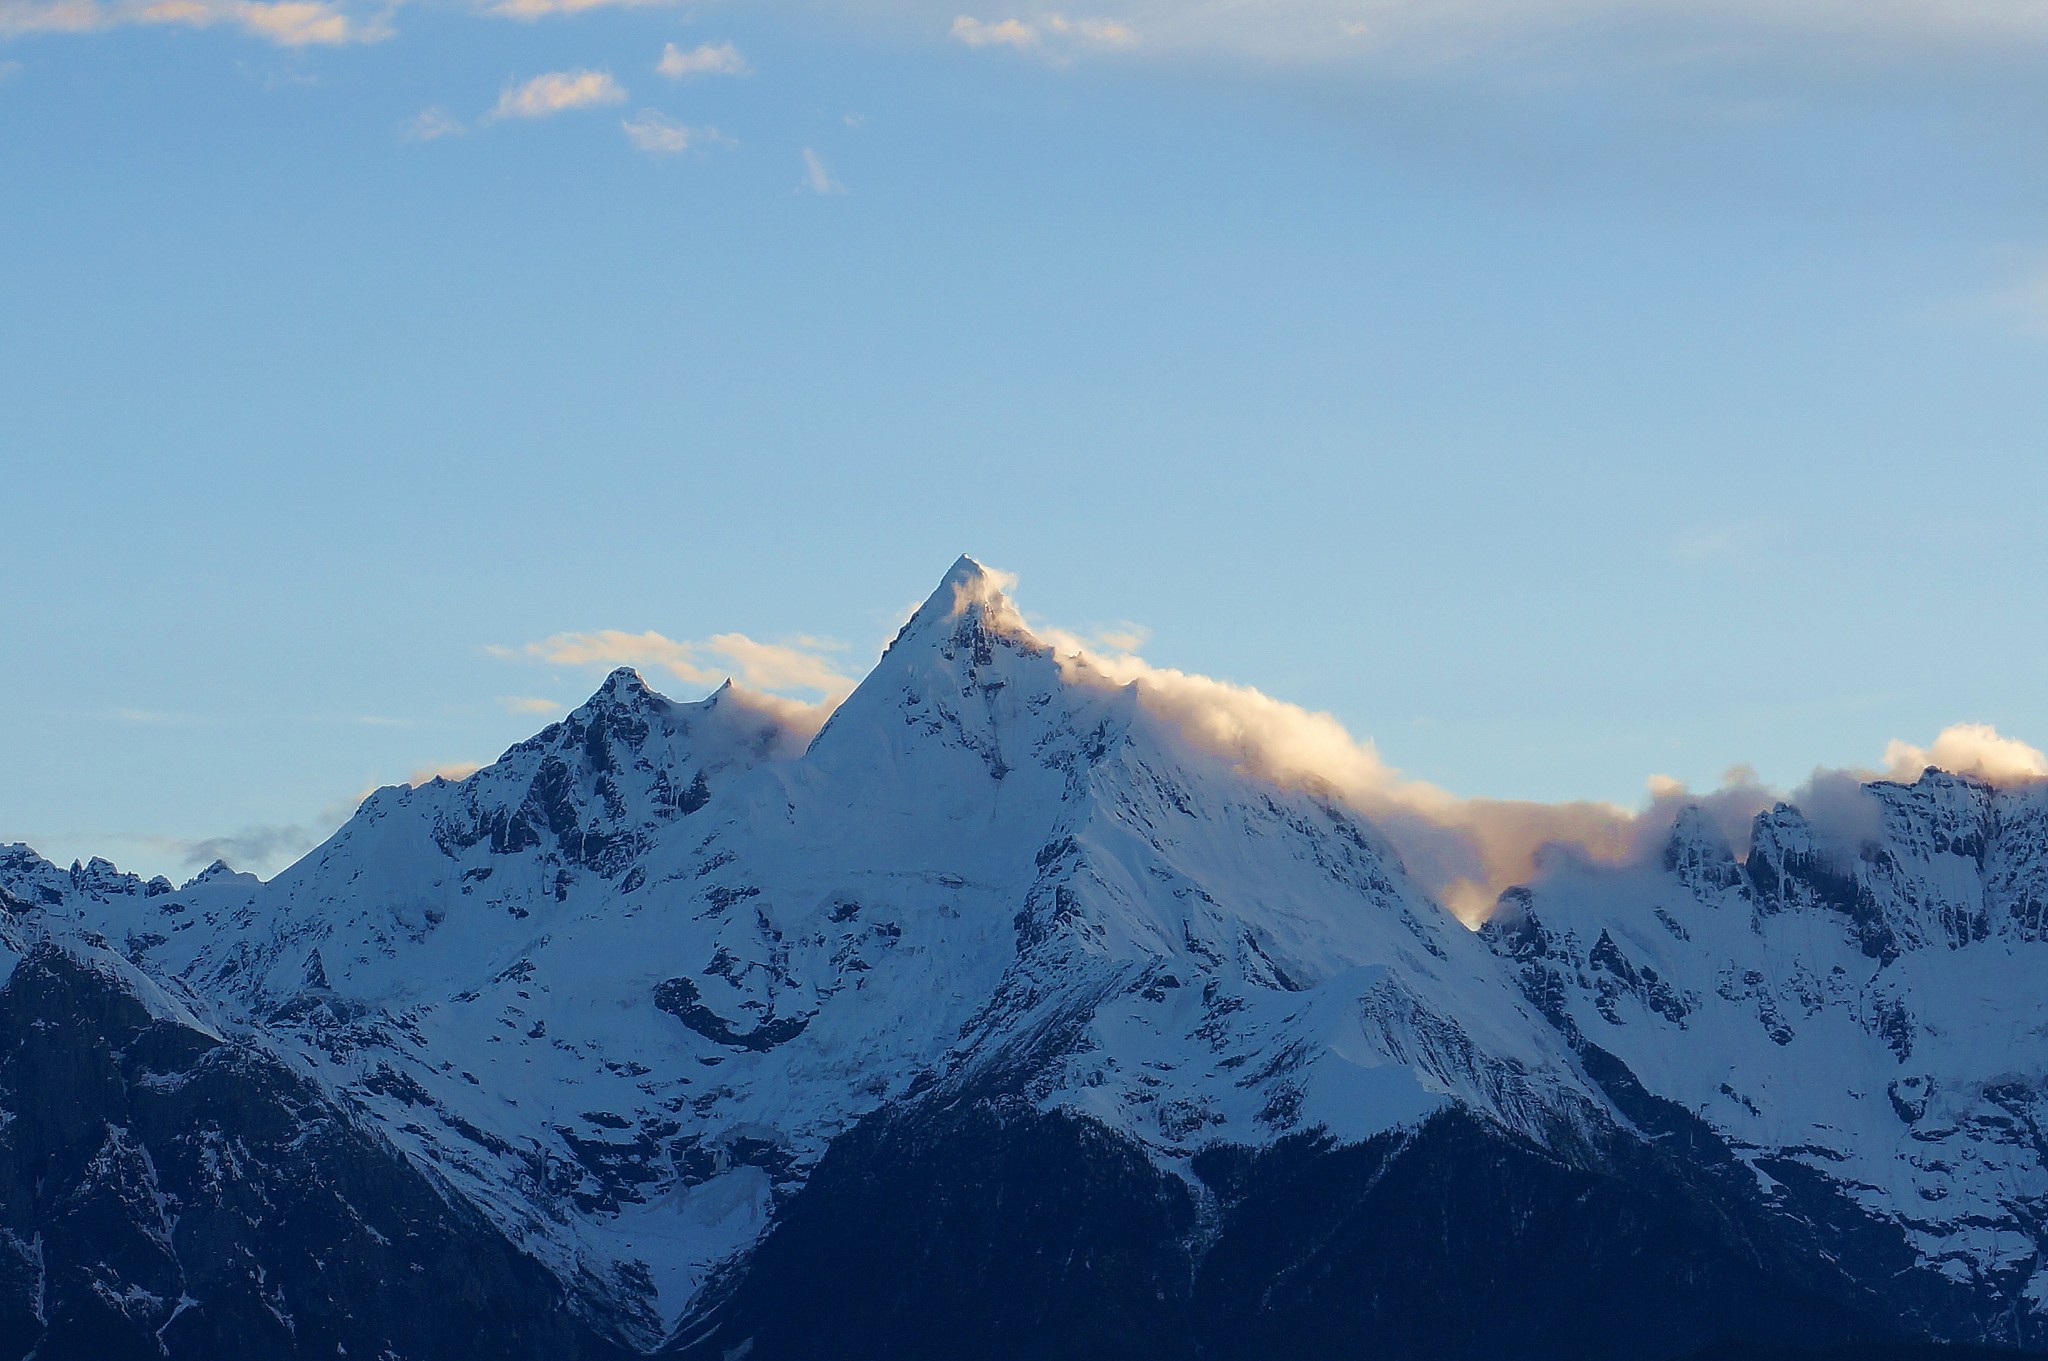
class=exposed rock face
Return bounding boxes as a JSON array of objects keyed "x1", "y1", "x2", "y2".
[{"x1": 7, "y1": 558, "x2": 2048, "y2": 1360}]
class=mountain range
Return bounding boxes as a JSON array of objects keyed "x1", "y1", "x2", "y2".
[{"x1": 6, "y1": 557, "x2": 2048, "y2": 1360}]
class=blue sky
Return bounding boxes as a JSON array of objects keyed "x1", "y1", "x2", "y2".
[{"x1": 4, "y1": 0, "x2": 2048, "y2": 879}]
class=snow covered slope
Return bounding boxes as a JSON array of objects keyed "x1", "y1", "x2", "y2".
[
  {"x1": 0, "y1": 887, "x2": 627, "y2": 1360},
  {"x1": 12, "y1": 557, "x2": 2048, "y2": 1354},
  {"x1": 1487, "y1": 778, "x2": 2048, "y2": 1342},
  {"x1": 11, "y1": 559, "x2": 1610, "y2": 1345}
]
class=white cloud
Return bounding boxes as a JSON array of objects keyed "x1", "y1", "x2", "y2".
[
  {"x1": 801, "y1": 147, "x2": 842, "y2": 194},
  {"x1": 700, "y1": 632, "x2": 852, "y2": 694},
  {"x1": 499, "y1": 695, "x2": 561, "y2": 715},
  {"x1": 403, "y1": 105, "x2": 465, "y2": 140},
  {"x1": 526, "y1": 627, "x2": 712, "y2": 683},
  {"x1": 227, "y1": 0, "x2": 367, "y2": 44},
  {"x1": 961, "y1": 564, "x2": 2048, "y2": 926},
  {"x1": 490, "y1": 68, "x2": 625, "y2": 120},
  {"x1": 1049, "y1": 642, "x2": 1639, "y2": 923},
  {"x1": 1883, "y1": 723, "x2": 2048, "y2": 785},
  {"x1": 657, "y1": 39, "x2": 748, "y2": 77},
  {"x1": 504, "y1": 627, "x2": 857, "y2": 700},
  {"x1": 621, "y1": 107, "x2": 723, "y2": 153}
]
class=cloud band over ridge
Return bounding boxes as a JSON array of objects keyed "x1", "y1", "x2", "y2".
[{"x1": 497, "y1": 564, "x2": 2048, "y2": 929}]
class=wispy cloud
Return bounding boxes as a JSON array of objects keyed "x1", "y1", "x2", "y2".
[
  {"x1": 621, "y1": 107, "x2": 724, "y2": 153},
  {"x1": 801, "y1": 147, "x2": 842, "y2": 194},
  {"x1": 950, "y1": 15, "x2": 1033, "y2": 46},
  {"x1": 1977, "y1": 259, "x2": 2048, "y2": 339},
  {"x1": 139, "y1": 762, "x2": 473, "y2": 876},
  {"x1": 404, "y1": 760, "x2": 481, "y2": 784},
  {"x1": 500, "y1": 626, "x2": 856, "y2": 699},
  {"x1": 929, "y1": 0, "x2": 2048, "y2": 70},
  {"x1": 15, "y1": 760, "x2": 489, "y2": 883},
  {"x1": 950, "y1": 12, "x2": 1134, "y2": 52},
  {"x1": 158, "y1": 823, "x2": 317, "y2": 874},
  {"x1": 490, "y1": 68, "x2": 625, "y2": 120},
  {"x1": 499, "y1": 695, "x2": 561, "y2": 714},
  {"x1": 1, "y1": 0, "x2": 386, "y2": 44},
  {"x1": 1668, "y1": 520, "x2": 1781, "y2": 575},
  {"x1": 16, "y1": 0, "x2": 2048, "y2": 78},
  {"x1": 403, "y1": 104, "x2": 464, "y2": 140},
  {"x1": 656, "y1": 38, "x2": 747, "y2": 77},
  {"x1": 0, "y1": 0, "x2": 113, "y2": 34},
  {"x1": 106, "y1": 706, "x2": 218, "y2": 726},
  {"x1": 15, "y1": 0, "x2": 2048, "y2": 99},
  {"x1": 473, "y1": 0, "x2": 673, "y2": 19}
]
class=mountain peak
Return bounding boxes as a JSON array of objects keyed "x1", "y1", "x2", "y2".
[
  {"x1": 895, "y1": 555, "x2": 1029, "y2": 646},
  {"x1": 569, "y1": 666, "x2": 678, "y2": 722},
  {"x1": 184, "y1": 859, "x2": 256, "y2": 889},
  {"x1": 806, "y1": 556, "x2": 1064, "y2": 779},
  {"x1": 594, "y1": 665, "x2": 654, "y2": 701}
]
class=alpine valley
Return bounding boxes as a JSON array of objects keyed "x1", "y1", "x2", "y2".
[{"x1": 8, "y1": 559, "x2": 2048, "y2": 1361}]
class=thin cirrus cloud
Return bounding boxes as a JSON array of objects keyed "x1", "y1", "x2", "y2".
[
  {"x1": 800, "y1": 147, "x2": 842, "y2": 194},
  {"x1": 656, "y1": 38, "x2": 747, "y2": 77},
  {"x1": 496, "y1": 628, "x2": 857, "y2": 700},
  {"x1": 489, "y1": 68, "x2": 625, "y2": 119}
]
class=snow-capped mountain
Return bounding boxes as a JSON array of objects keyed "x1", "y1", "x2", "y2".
[
  {"x1": 6, "y1": 557, "x2": 2048, "y2": 1360},
  {"x1": 1488, "y1": 775, "x2": 2048, "y2": 1341}
]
